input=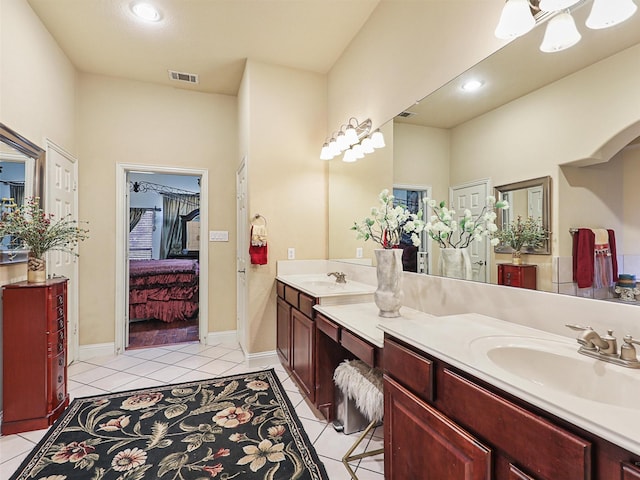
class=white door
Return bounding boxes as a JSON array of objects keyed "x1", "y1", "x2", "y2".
[
  {"x1": 45, "y1": 141, "x2": 79, "y2": 364},
  {"x1": 527, "y1": 186, "x2": 544, "y2": 221},
  {"x1": 236, "y1": 159, "x2": 248, "y2": 353},
  {"x1": 450, "y1": 180, "x2": 490, "y2": 283}
]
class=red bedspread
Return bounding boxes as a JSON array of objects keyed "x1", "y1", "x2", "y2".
[{"x1": 129, "y1": 259, "x2": 199, "y2": 323}]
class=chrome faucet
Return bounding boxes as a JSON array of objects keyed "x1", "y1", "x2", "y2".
[
  {"x1": 566, "y1": 324, "x2": 640, "y2": 368},
  {"x1": 327, "y1": 271, "x2": 347, "y2": 284}
]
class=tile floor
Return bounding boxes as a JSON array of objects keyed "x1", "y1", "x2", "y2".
[{"x1": 0, "y1": 341, "x2": 384, "y2": 479}]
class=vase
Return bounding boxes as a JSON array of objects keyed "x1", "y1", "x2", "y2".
[
  {"x1": 27, "y1": 252, "x2": 46, "y2": 283},
  {"x1": 374, "y1": 248, "x2": 403, "y2": 318},
  {"x1": 512, "y1": 250, "x2": 522, "y2": 265},
  {"x1": 439, "y1": 247, "x2": 472, "y2": 280}
]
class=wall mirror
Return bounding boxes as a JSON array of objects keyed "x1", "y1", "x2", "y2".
[
  {"x1": 0, "y1": 123, "x2": 45, "y2": 264},
  {"x1": 328, "y1": 0, "x2": 640, "y2": 296},
  {"x1": 494, "y1": 176, "x2": 551, "y2": 255}
]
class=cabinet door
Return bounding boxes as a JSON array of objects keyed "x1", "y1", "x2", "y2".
[
  {"x1": 276, "y1": 297, "x2": 291, "y2": 366},
  {"x1": 384, "y1": 375, "x2": 491, "y2": 480},
  {"x1": 291, "y1": 309, "x2": 315, "y2": 402}
]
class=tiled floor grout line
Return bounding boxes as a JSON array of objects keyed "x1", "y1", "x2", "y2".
[{"x1": 1, "y1": 342, "x2": 384, "y2": 479}]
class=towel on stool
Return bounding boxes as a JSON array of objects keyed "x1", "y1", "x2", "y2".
[{"x1": 333, "y1": 360, "x2": 384, "y2": 423}]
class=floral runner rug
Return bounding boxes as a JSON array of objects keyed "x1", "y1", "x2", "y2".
[{"x1": 10, "y1": 369, "x2": 329, "y2": 480}]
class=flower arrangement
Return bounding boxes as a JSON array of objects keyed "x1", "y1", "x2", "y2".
[
  {"x1": 423, "y1": 196, "x2": 509, "y2": 249},
  {"x1": 352, "y1": 189, "x2": 424, "y2": 249},
  {"x1": 494, "y1": 215, "x2": 548, "y2": 252},
  {"x1": 0, "y1": 197, "x2": 89, "y2": 258}
]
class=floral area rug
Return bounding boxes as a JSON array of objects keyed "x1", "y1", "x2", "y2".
[{"x1": 11, "y1": 369, "x2": 328, "y2": 480}]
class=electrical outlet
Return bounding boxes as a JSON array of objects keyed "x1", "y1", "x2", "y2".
[
  {"x1": 287, "y1": 248, "x2": 295, "y2": 260},
  {"x1": 356, "y1": 247, "x2": 363, "y2": 258}
]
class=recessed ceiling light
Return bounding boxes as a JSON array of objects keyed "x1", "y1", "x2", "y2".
[
  {"x1": 131, "y1": 2, "x2": 161, "y2": 22},
  {"x1": 461, "y1": 79, "x2": 484, "y2": 92}
]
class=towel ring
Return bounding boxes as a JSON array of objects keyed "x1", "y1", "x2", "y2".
[{"x1": 251, "y1": 214, "x2": 267, "y2": 226}]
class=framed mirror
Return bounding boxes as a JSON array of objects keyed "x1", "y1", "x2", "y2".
[
  {"x1": 494, "y1": 176, "x2": 551, "y2": 255},
  {"x1": 0, "y1": 123, "x2": 45, "y2": 264}
]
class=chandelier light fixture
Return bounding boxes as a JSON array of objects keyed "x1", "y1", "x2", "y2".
[
  {"x1": 495, "y1": 0, "x2": 638, "y2": 52},
  {"x1": 320, "y1": 118, "x2": 385, "y2": 162}
]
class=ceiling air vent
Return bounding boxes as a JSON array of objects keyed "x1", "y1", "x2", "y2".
[
  {"x1": 168, "y1": 70, "x2": 199, "y2": 84},
  {"x1": 397, "y1": 111, "x2": 417, "y2": 118}
]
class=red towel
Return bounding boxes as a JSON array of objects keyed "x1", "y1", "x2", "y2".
[{"x1": 572, "y1": 228, "x2": 618, "y2": 288}]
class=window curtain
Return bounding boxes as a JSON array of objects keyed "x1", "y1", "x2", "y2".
[
  {"x1": 9, "y1": 184, "x2": 24, "y2": 208},
  {"x1": 129, "y1": 207, "x2": 147, "y2": 232},
  {"x1": 160, "y1": 194, "x2": 199, "y2": 259}
]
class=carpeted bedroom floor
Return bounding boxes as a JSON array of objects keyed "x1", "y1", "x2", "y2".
[
  {"x1": 128, "y1": 318, "x2": 199, "y2": 348},
  {"x1": 0, "y1": 341, "x2": 384, "y2": 479}
]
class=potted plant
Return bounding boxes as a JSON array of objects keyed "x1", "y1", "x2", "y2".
[
  {"x1": 0, "y1": 197, "x2": 89, "y2": 282},
  {"x1": 494, "y1": 215, "x2": 548, "y2": 264},
  {"x1": 352, "y1": 189, "x2": 424, "y2": 317},
  {"x1": 423, "y1": 196, "x2": 508, "y2": 279}
]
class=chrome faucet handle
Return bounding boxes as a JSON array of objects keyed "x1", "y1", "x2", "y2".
[
  {"x1": 621, "y1": 335, "x2": 640, "y2": 362},
  {"x1": 327, "y1": 271, "x2": 347, "y2": 283}
]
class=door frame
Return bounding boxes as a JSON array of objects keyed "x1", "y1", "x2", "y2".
[
  {"x1": 393, "y1": 183, "x2": 431, "y2": 274},
  {"x1": 450, "y1": 178, "x2": 492, "y2": 283},
  {"x1": 236, "y1": 157, "x2": 248, "y2": 353},
  {"x1": 114, "y1": 163, "x2": 209, "y2": 354},
  {"x1": 44, "y1": 138, "x2": 80, "y2": 363}
]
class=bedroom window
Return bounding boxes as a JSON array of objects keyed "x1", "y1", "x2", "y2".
[{"x1": 129, "y1": 210, "x2": 154, "y2": 259}]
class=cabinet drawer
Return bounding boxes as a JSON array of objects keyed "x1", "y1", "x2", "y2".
[
  {"x1": 316, "y1": 314, "x2": 340, "y2": 342},
  {"x1": 277, "y1": 281, "x2": 285, "y2": 299},
  {"x1": 622, "y1": 462, "x2": 640, "y2": 479},
  {"x1": 298, "y1": 292, "x2": 315, "y2": 318},
  {"x1": 384, "y1": 337, "x2": 434, "y2": 403},
  {"x1": 284, "y1": 285, "x2": 299, "y2": 309},
  {"x1": 440, "y1": 368, "x2": 591, "y2": 480},
  {"x1": 48, "y1": 309, "x2": 65, "y2": 333},
  {"x1": 341, "y1": 330, "x2": 374, "y2": 367}
]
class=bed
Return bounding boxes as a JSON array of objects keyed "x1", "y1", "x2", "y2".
[{"x1": 129, "y1": 259, "x2": 199, "y2": 323}]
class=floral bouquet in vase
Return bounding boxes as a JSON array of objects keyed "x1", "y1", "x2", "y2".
[{"x1": 494, "y1": 215, "x2": 548, "y2": 264}]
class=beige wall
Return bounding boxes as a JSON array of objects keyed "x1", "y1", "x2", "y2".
[
  {"x1": 239, "y1": 60, "x2": 327, "y2": 353},
  {"x1": 327, "y1": 1, "x2": 507, "y2": 133},
  {"x1": 0, "y1": 0, "x2": 77, "y2": 412},
  {"x1": 77, "y1": 73, "x2": 237, "y2": 345}
]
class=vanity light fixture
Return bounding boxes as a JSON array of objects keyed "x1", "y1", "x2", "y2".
[
  {"x1": 496, "y1": 0, "x2": 638, "y2": 53},
  {"x1": 320, "y1": 118, "x2": 384, "y2": 162},
  {"x1": 131, "y1": 2, "x2": 162, "y2": 22},
  {"x1": 540, "y1": 11, "x2": 581, "y2": 52},
  {"x1": 586, "y1": 0, "x2": 638, "y2": 29}
]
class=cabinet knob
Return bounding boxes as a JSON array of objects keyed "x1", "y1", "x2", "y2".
[
  {"x1": 58, "y1": 392, "x2": 64, "y2": 401},
  {"x1": 58, "y1": 357, "x2": 64, "y2": 366},
  {"x1": 58, "y1": 375, "x2": 63, "y2": 384}
]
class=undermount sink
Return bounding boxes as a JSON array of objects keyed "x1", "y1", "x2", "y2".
[{"x1": 470, "y1": 335, "x2": 640, "y2": 410}]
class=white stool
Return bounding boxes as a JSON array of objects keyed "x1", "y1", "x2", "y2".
[{"x1": 333, "y1": 359, "x2": 384, "y2": 480}]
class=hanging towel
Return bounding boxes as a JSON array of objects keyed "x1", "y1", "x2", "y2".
[
  {"x1": 249, "y1": 226, "x2": 268, "y2": 265},
  {"x1": 251, "y1": 224, "x2": 268, "y2": 246},
  {"x1": 572, "y1": 228, "x2": 618, "y2": 288}
]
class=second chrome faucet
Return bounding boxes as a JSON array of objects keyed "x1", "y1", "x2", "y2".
[{"x1": 566, "y1": 324, "x2": 640, "y2": 368}]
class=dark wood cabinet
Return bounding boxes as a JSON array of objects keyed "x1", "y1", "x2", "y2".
[
  {"x1": 384, "y1": 375, "x2": 491, "y2": 480},
  {"x1": 276, "y1": 296, "x2": 291, "y2": 366},
  {"x1": 276, "y1": 281, "x2": 316, "y2": 403},
  {"x1": 497, "y1": 263, "x2": 537, "y2": 290},
  {"x1": 2, "y1": 278, "x2": 69, "y2": 435},
  {"x1": 291, "y1": 308, "x2": 315, "y2": 402}
]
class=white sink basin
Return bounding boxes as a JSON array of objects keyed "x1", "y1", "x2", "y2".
[
  {"x1": 470, "y1": 335, "x2": 640, "y2": 410},
  {"x1": 279, "y1": 274, "x2": 376, "y2": 298},
  {"x1": 298, "y1": 280, "x2": 345, "y2": 289}
]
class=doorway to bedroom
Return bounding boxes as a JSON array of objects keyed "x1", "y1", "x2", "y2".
[{"x1": 127, "y1": 171, "x2": 201, "y2": 349}]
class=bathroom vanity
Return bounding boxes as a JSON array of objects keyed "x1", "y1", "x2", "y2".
[{"x1": 276, "y1": 268, "x2": 640, "y2": 479}]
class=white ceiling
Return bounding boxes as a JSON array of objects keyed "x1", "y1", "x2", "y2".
[{"x1": 26, "y1": 0, "x2": 381, "y2": 96}]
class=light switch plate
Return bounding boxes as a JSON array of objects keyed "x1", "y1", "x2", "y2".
[{"x1": 209, "y1": 230, "x2": 229, "y2": 242}]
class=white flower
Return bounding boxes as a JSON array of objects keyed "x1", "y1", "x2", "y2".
[{"x1": 464, "y1": 209, "x2": 472, "y2": 219}]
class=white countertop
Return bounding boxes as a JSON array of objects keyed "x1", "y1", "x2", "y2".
[
  {"x1": 277, "y1": 274, "x2": 375, "y2": 305},
  {"x1": 382, "y1": 312, "x2": 640, "y2": 456}
]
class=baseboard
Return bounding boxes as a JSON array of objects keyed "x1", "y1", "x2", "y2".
[
  {"x1": 205, "y1": 330, "x2": 238, "y2": 346},
  {"x1": 78, "y1": 342, "x2": 116, "y2": 361},
  {"x1": 246, "y1": 350, "x2": 279, "y2": 368}
]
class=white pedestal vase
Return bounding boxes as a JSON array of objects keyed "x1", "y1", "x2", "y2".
[
  {"x1": 438, "y1": 247, "x2": 472, "y2": 280},
  {"x1": 374, "y1": 248, "x2": 404, "y2": 318}
]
